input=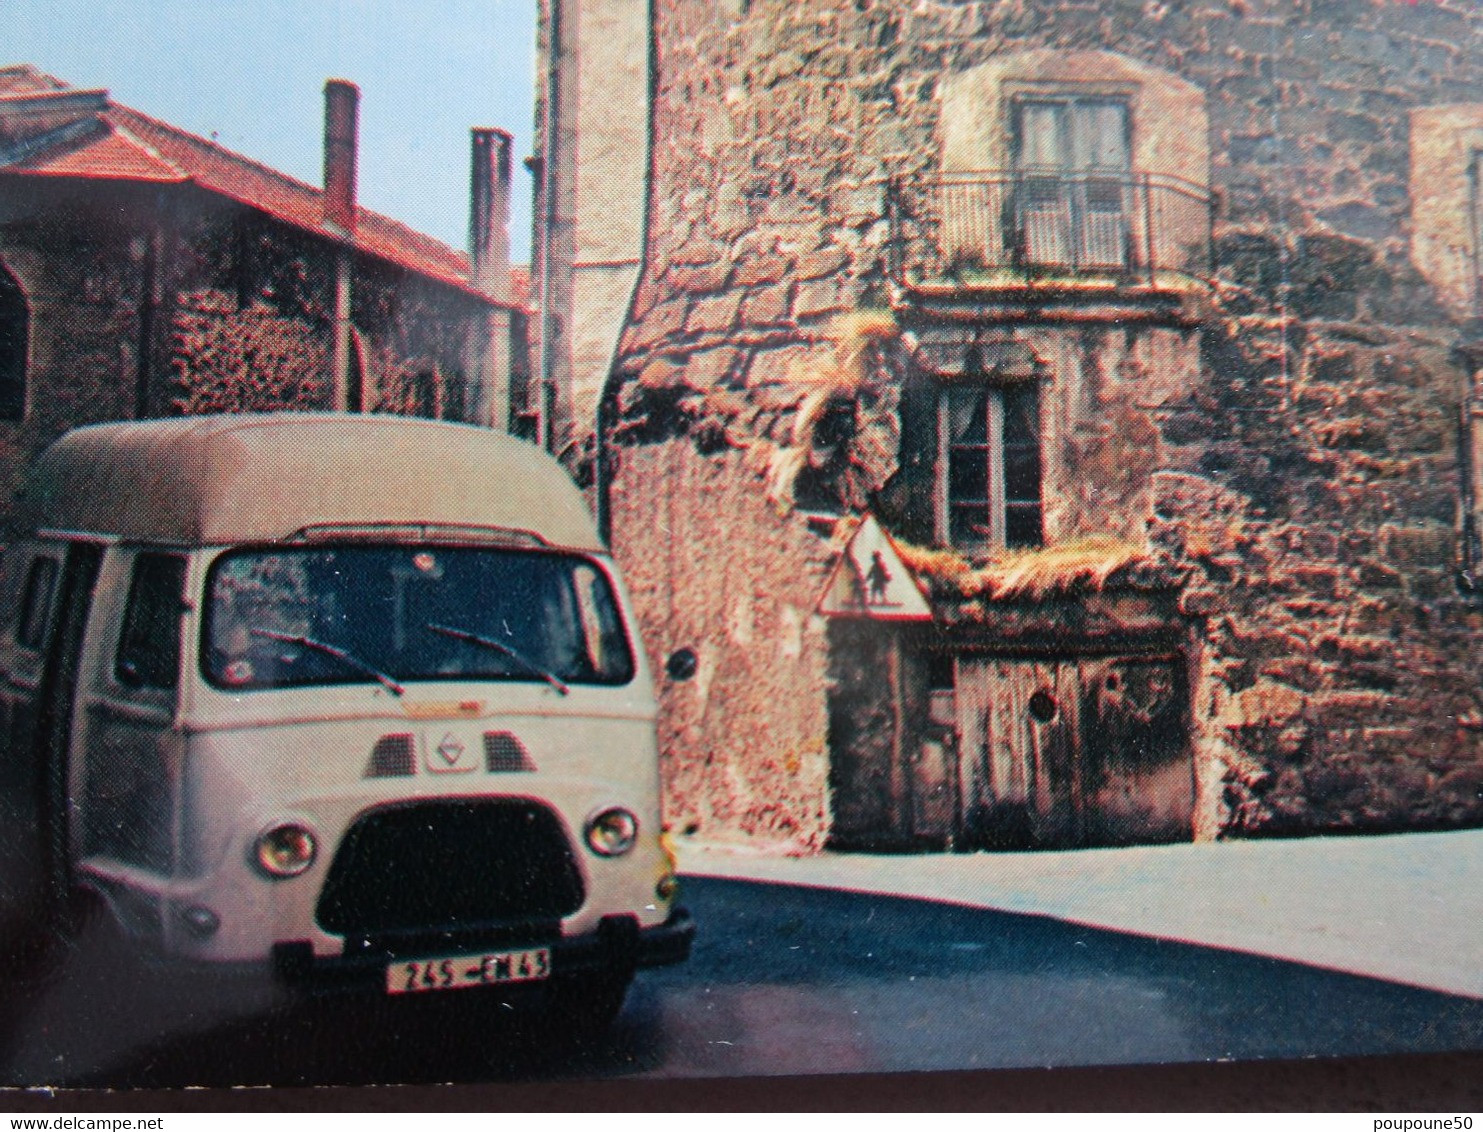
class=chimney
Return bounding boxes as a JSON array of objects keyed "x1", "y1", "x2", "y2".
[
  {"x1": 323, "y1": 78, "x2": 360, "y2": 234},
  {"x1": 470, "y1": 127, "x2": 512, "y2": 298}
]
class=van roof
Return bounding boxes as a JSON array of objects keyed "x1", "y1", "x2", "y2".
[{"x1": 16, "y1": 414, "x2": 604, "y2": 551}]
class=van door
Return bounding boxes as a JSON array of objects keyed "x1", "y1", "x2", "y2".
[
  {"x1": 75, "y1": 551, "x2": 186, "y2": 878},
  {"x1": 25, "y1": 542, "x2": 104, "y2": 916},
  {"x1": 0, "y1": 545, "x2": 62, "y2": 934}
]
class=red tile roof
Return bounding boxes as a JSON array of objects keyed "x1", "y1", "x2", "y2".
[
  {"x1": 0, "y1": 67, "x2": 521, "y2": 306},
  {"x1": 0, "y1": 66, "x2": 67, "y2": 97},
  {"x1": 15, "y1": 120, "x2": 186, "y2": 182}
]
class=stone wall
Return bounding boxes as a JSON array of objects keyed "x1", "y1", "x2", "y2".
[
  {"x1": 169, "y1": 291, "x2": 330, "y2": 414},
  {"x1": 611, "y1": 440, "x2": 836, "y2": 849},
  {"x1": 0, "y1": 177, "x2": 501, "y2": 522},
  {"x1": 0, "y1": 180, "x2": 147, "y2": 506},
  {"x1": 1158, "y1": 316, "x2": 1480, "y2": 834},
  {"x1": 626, "y1": 0, "x2": 1483, "y2": 326},
  {"x1": 601, "y1": 0, "x2": 1483, "y2": 841},
  {"x1": 174, "y1": 203, "x2": 488, "y2": 420}
]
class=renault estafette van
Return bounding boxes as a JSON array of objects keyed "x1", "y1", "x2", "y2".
[{"x1": 0, "y1": 413, "x2": 692, "y2": 1028}]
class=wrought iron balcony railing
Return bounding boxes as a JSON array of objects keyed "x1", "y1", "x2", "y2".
[{"x1": 887, "y1": 171, "x2": 1216, "y2": 288}]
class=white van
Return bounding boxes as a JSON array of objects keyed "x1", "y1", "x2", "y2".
[{"x1": 0, "y1": 413, "x2": 691, "y2": 1028}]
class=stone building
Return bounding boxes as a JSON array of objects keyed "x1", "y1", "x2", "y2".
[
  {"x1": 533, "y1": 0, "x2": 1483, "y2": 851},
  {"x1": 0, "y1": 65, "x2": 528, "y2": 511}
]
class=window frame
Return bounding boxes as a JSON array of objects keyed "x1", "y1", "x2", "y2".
[
  {"x1": 1009, "y1": 92, "x2": 1135, "y2": 272},
  {"x1": 16, "y1": 554, "x2": 59, "y2": 651},
  {"x1": 936, "y1": 380, "x2": 1044, "y2": 552},
  {"x1": 1010, "y1": 94, "x2": 1133, "y2": 176},
  {"x1": 114, "y1": 551, "x2": 188, "y2": 691},
  {"x1": 198, "y1": 542, "x2": 638, "y2": 693}
]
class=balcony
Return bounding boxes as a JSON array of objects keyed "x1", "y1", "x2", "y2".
[{"x1": 886, "y1": 171, "x2": 1216, "y2": 294}]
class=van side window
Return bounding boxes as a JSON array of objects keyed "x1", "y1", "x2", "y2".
[
  {"x1": 17, "y1": 556, "x2": 58, "y2": 650},
  {"x1": 116, "y1": 554, "x2": 186, "y2": 689}
]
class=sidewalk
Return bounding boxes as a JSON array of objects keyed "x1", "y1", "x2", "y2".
[{"x1": 673, "y1": 828, "x2": 1483, "y2": 999}]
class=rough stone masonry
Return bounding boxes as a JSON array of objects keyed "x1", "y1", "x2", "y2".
[{"x1": 540, "y1": 0, "x2": 1483, "y2": 850}]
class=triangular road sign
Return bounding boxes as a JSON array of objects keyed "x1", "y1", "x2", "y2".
[{"x1": 819, "y1": 515, "x2": 932, "y2": 621}]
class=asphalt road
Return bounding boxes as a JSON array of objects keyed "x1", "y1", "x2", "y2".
[{"x1": 3, "y1": 876, "x2": 1483, "y2": 1089}]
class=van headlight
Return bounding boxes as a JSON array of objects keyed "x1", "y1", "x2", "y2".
[
  {"x1": 584, "y1": 808, "x2": 639, "y2": 857},
  {"x1": 252, "y1": 823, "x2": 318, "y2": 878}
]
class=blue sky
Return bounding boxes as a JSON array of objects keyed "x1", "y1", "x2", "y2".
[{"x1": 2, "y1": 0, "x2": 538, "y2": 261}]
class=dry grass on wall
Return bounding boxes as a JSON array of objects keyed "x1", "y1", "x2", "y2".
[
  {"x1": 745, "y1": 308, "x2": 901, "y2": 511},
  {"x1": 895, "y1": 535, "x2": 1149, "y2": 601}
]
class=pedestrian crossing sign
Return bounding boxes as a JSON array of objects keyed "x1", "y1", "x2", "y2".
[{"x1": 818, "y1": 515, "x2": 932, "y2": 621}]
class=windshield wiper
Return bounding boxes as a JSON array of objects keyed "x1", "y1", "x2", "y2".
[
  {"x1": 250, "y1": 628, "x2": 405, "y2": 697},
  {"x1": 425, "y1": 622, "x2": 570, "y2": 696}
]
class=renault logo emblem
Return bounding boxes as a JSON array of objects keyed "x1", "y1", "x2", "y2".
[{"x1": 437, "y1": 733, "x2": 465, "y2": 766}]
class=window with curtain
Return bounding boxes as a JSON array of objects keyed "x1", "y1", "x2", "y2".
[{"x1": 941, "y1": 382, "x2": 1043, "y2": 550}]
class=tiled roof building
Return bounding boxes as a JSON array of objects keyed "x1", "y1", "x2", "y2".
[{"x1": 0, "y1": 65, "x2": 532, "y2": 509}]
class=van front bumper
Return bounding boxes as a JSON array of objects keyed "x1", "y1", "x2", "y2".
[{"x1": 268, "y1": 907, "x2": 695, "y2": 996}]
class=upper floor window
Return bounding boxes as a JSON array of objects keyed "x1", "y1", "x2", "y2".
[
  {"x1": 0, "y1": 263, "x2": 27, "y2": 421},
  {"x1": 1409, "y1": 106, "x2": 1483, "y2": 322},
  {"x1": 1012, "y1": 96, "x2": 1132, "y2": 271},
  {"x1": 922, "y1": 51, "x2": 1212, "y2": 287},
  {"x1": 940, "y1": 381, "x2": 1042, "y2": 550}
]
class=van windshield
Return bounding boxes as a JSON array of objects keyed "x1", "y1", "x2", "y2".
[{"x1": 203, "y1": 545, "x2": 634, "y2": 692}]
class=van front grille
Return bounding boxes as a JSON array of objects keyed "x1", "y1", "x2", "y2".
[
  {"x1": 484, "y1": 731, "x2": 535, "y2": 772},
  {"x1": 364, "y1": 734, "x2": 415, "y2": 778},
  {"x1": 315, "y1": 799, "x2": 584, "y2": 938}
]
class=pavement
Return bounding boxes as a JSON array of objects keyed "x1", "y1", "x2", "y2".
[{"x1": 672, "y1": 828, "x2": 1483, "y2": 1000}]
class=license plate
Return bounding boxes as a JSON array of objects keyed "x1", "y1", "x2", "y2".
[{"x1": 386, "y1": 947, "x2": 551, "y2": 995}]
